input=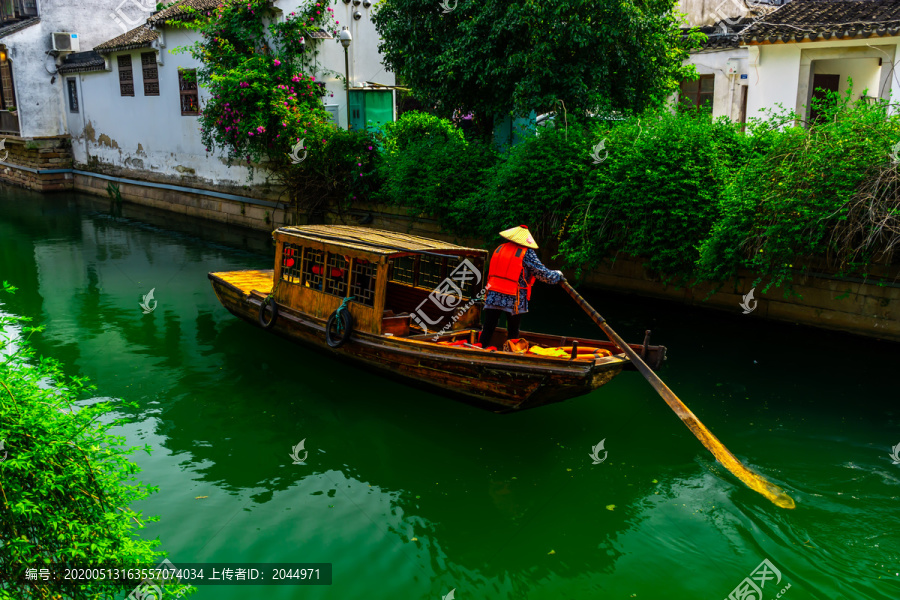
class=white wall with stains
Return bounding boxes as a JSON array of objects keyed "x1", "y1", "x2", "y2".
[
  {"x1": 3, "y1": 0, "x2": 146, "y2": 138},
  {"x1": 65, "y1": 0, "x2": 394, "y2": 187},
  {"x1": 65, "y1": 25, "x2": 253, "y2": 186}
]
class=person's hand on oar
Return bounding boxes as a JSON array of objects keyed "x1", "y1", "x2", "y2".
[{"x1": 560, "y1": 280, "x2": 796, "y2": 510}]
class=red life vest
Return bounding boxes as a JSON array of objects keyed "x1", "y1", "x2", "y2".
[{"x1": 486, "y1": 242, "x2": 536, "y2": 300}]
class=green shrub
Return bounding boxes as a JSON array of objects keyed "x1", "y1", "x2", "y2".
[
  {"x1": 381, "y1": 111, "x2": 465, "y2": 154},
  {"x1": 375, "y1": 114, "x2": 496, "y2": 226},
  {"x1": 560, "y1": 109, "x2": 751, "y2": 282},
  {"x1": 0, "y1": 282, "x2": 190, "y2": 600},
  {"x1": 696, "y1": 90, "x2": 900, "y2": 290},
  {"x1": 450, "y1": 117, "x2": 597, "y2": 244}
]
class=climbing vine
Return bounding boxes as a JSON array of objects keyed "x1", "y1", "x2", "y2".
[{"x1": 175, "y1": 0, "x2": 380, "y2": 221}]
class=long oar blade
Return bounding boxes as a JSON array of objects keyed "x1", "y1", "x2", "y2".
[{"x1": 561, "y1": 282, "x2": 795, "y2": 509}]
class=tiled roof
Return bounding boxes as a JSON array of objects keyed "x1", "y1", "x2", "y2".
[
  {"x1": 0, "y1": 16, "x2": 39, "y2": 39},
  {"x1": 58, "y1": 51, "x2": 106, "y2": 74},
  {"x1": 147, "y1": 0, "x2": 229, "y2": 26},
  {"x1": 740, "y1": 0, "x2": 900, "y2": 44},
  {"x1": 688, "y1": 20, "x2": 753, "y2": 50},
  {"x1": 95, "y1": 24, "x2": 159, "y2": 54}
]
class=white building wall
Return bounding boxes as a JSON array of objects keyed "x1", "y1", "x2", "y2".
[
  {"x1": 66, "y1": 1, "x2": 393, "y2": 185},
  {"x1": 306, "y1": 0, "x2": 396, "y2": 127},
  {"x1": 743, "y1": 37, "x2": 900, "y2": 122},
  {"x1": 685, "y1": 47, "x2": 749, "y2": 121},
  {"x1": 66, "y1": 26, "x2": 252, "y2": 185},
  {"x1": 743, "y1": 43, "x2": 801, "y2": 121},
  {"x1": 813, "y1": 58, "x2": 881, "y2": 98},
  {"x1": 3, "y1": 0, "x2": 142, "y2": 138}
]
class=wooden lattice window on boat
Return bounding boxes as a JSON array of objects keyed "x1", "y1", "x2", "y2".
[
  {"x1": 323, "y1": 253, "x2": 349, "y2": 298},
  {"x1": 302, "y1": 248, "x2": 325, "y2": 290},
  {"x1": 118, "y1": 55, "x2": 134, "y2": 97},
  {"x1": 448, "y1": 257, "x2": 481, "y2": 299},
  {"x1": 417, "y1": 255, "x2": 444, "y2": 289},
  {"x1": 141, "y1": 52, "x2": 159, "y2": 96},
  {"x1": 281, "y1": 243, "x2": 302, "y2": 284},
  {"x1": 350, "y1": 259, "x2": 376, "y2": 307},
  {"x1": 389, "y1": 255, "x2": 416, "y2": 285}
]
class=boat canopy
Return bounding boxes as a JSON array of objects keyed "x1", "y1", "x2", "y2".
[{"x1": 274, "y1": 225, "x2": 485, "y2": 258}]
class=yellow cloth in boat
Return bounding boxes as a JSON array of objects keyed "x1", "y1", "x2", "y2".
[{"x1": 527, "y1": 346, "x2": 570, "y2": 358}]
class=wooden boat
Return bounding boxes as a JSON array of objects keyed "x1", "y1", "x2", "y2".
[{"x1": 208, "y1": 225, "x2": 666, "y2": 412}]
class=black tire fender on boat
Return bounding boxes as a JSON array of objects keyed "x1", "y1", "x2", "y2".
[
  {"x1": 258, "y1": 297, "x2": 278, "y2": 329},
  {"x1": 325, "y1": 309, "x2": 354, "y2": 348}
]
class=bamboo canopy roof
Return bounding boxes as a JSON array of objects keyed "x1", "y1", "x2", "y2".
[{"x1": 275, "y1": 226, "x2": 486, "y2": 257}]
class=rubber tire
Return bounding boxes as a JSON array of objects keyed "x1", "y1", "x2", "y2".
[
  {"x1": 325, "y1": 309, "x2": 354, "y2": 348},
  {"x1": 258, "y1": 297, "x2": 278, "y2": 329}
]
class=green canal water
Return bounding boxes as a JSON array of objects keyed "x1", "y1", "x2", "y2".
[{"x1": 1, "y1": 187, "x2": 899, "y2": 600}]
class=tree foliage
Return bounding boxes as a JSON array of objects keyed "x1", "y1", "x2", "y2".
[{"x1": 371, "y1": 0, "x2": 701, "y2": 128}]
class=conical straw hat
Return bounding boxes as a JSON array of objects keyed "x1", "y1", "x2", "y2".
[{"x1": 499, "y1": 224, "x2": 538, "y2": 249}]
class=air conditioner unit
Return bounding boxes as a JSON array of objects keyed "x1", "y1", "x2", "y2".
[{"x1": 51, "y1": 33, "x2": 80, "y2": 53}]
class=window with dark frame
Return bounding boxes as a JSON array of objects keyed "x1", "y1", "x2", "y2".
[
  {"x1": 388, "y1": 255, "x2": 416, "y2": 285},
  {"x1": 350, "y1": 259, "x2": 377, "y2": 307},
  {"x1": 449, "y1": 257, "x2": 481, "y2": 299},
  {"x1": 141, "y1": 52, "x2": 159, "y2": 96},
  {"x1": 302, "y1": 248, "x2": 325, "y2": 290},
  {"x1": 323, "y1": 253, "x2": 349, "y2": 298},
  {"x1": 118, "y1": 54, "x2": 134, "y2": 97},
  {"x1": 0, "y1": 58, "x2": 15, "y2": 109},
  {"x1": 66, "y1": 78, "x2": 78, "y2": 113},
  {"x1": 679, "y1": 75, "x2": 714, "y2": 110},
  {"x1": 417, "y1": 256, "x2": 444, "y2": 289},
  {"x1": 178, "y1": 69, "x2": 199, "y2": 115},
  {"x1": 281, "y1": 243, "x2": 303, "y2": 284}
]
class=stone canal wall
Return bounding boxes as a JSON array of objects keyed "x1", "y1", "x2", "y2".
[
  {"x1": 0, "y1": 137, "x2": 75, "y2": 192},
  {"x1": 12, "y1": 167, "x2": 899, "y2": 343}
]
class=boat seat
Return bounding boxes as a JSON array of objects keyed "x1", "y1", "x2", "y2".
[{"x1": 382, "y1": 313, "x2": 411, "y2": 337}]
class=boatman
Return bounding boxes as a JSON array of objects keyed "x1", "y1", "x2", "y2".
[{"x1": 479, "y1": 225, "x2": 564, "y2": 349}]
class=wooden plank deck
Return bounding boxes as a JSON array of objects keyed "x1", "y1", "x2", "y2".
[{"x1": 213, "y1": 269, "x2": 274, "y2": 295}]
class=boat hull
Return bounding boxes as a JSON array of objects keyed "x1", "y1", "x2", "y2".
[{"x1": 209, "y1": 271, "x2": 665, "y2": 412}]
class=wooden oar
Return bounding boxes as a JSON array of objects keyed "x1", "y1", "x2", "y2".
[{"x1": 560, "y1": 281, "x2": 796, "y2": 510}]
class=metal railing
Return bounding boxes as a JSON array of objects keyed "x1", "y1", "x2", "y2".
[{"x1": 0, "y1": 0, "x2": 38, "y2": 25}]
